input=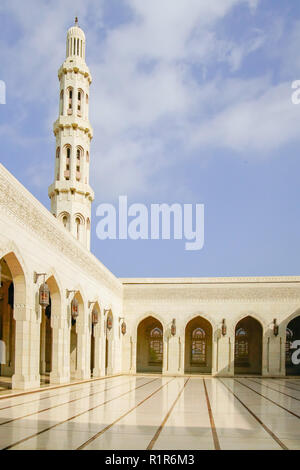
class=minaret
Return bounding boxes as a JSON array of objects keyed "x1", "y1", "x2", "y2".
[{"x1": 48, "y1": 18, "x2": 94, "y2": 250}]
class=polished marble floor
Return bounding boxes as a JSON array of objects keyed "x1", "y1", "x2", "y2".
[{"x1": 0, "y1": 375, "x2": 299, "y2": 450}]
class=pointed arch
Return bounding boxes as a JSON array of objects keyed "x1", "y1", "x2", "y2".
[
  {"x1": 0, "y1": 242, "x2": 28, "y2": 307},
  {"x1": 184, "y1": 316, "x2": 213, "y2": 374},
  {"x1": 234, "y1": 315, "x2": 262, "y2": 375},
  {"x1": 0, "y1": 246, "x2": 28, "y2": 381},
  {"x1": 181, "y1": 311, "x2": 217, "y2": 337},
  {"x1": 284, "y1": 311, "x2": 300, "y2": 376},
  {"x1": 136, "y1": 315, "x2": 164, "y2": 374},
  {"x1": 281, "y1": 308, "x2": 300, "y2": 331},
  {"x1": 231, "y1": 312, "x2": 265, "y2": 336},
  {"x1": 133, "y1": 312, "x2": 166, "y2": 341}
]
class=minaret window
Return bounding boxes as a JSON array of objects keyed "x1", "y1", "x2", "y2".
[
  {"x1": 59, "y1": 212, "x2": 69, "y2": 229},
  {"x1": 77, "y1": 90, "x2": 83, "y2": 116},
  {"x1": 56, "y1": 147, "x2": 60, "y2": 181},
  {"x1": 75, "y1": 217, "x2": 82, "y2": 241},
  {"x1": 68, "y1": 88, "x2": 73, "y2": 114},
  {"x1": 76, "y1": 148, "x2": 82, "y2": 181},
  {"x1": 64, "y1": 146, "x2": 71, "y2": 180},
  {"x1": 60, "y1": 91, "x2": 64, "y2": 115}
]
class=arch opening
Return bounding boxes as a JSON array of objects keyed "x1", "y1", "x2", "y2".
[
  {"x1": 234, "y1": 316, "x2": 262, "y2": 375},
  {"x1": 0, "y1": 258, "x2": 15, "y2": 383},
  {"x1": 286, "y1": 316, "x2": 300, "y2": 376},
  {"x1": 90, "y1": 303, "x2": 100, "y2": 377},
  {"x1": 39, "y1": 296, "x2": 52, "y2": 381},
  {"x1": 0, "y1": 252, "x2": 26, "y2": 388},
  {"x1": 105, "y1": 310, "x2": 113, "y2": 375},
  {"x1": 184, "y1": 317, "x2": 212, "y2": 374},
  {"x1": 40, "y1": 275, "x2": 62, "y2": 383},
  {"x1": 70, "y1": 292, "x2": 83, "y2": 378},
  {"x1": 136, "y1": 316, "x2": 163, "y2": 374}
]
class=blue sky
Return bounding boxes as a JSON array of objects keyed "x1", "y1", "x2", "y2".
[{"x1": 1, "y1": 0, "x2": 300, "y2": 278}]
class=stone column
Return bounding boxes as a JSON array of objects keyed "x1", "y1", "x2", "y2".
[
  {"x1": 39, "y1": 314, "x2": 46, "y2": 375},
  {"x1": 12, "y1": 305, "x2": 40, "y2": 390},
  {"x1": 76, "y1": 318, "x2": 90, "y2": 380},
  {"x1": 214, "y1": 333, "x2": 234, "y2": 377},
  {"x1": 129, "y1": 337, "x2": 137, "y2": 375},
  {"x1": 165, "y1": 334, "x2": 180, "y2": 376},
  {"x1": 50, "y1": 315, "x2": 70, "y2": 384},
  {"x1": 93, "y1": 322, "x2": 105, "y2": 377},
  {"x1": 106, "y1": 329, "x2": 114, "y2": 376},
  {"x1": 263, "y1": 331, "x2": 284, "y2": 377},
  {"x1": 262, "y1": 331, "x2": 269, "y2": 376}
]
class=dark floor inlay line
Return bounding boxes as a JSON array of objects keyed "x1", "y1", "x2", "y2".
[
  {"x1": 235, "y1": 379, "x2": 300, "y2": 420},
  {"x1": 78, "y1": 378, "x2": 176, "y2": 450},
  {"x1": 0, "y1": 376, "x2": 138, "y2": 427},
  {"x1": 203, "y1": 379, "x2": 221, "y2": 451},
  {"x1": 0, "y1": 375, "x2": 124, "y2": 412},
  {"x1": 246, "y1": 378, "x2": 300, "y2": 402},
  {"x1": 147, "y1": 378, "x2": 190, "y2": 450},
  {"x1": 270, "y1": 379, "x2": 300, "y2": 392},
  {"x1": 218, "y1": 379, "x2": 288, "y2": 450},
  {"x1": 3, "y1": 378, "x2": 157, "y2": 451},
  {"x1": 0, "y1": 374, "x2": 123, "y2": 401}
]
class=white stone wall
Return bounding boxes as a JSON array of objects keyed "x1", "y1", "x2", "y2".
[
  {"x1": 121, "y1": 278, "x2": 300, "y2": 377},
  {"x1": 0, "y1": 164, "x2": 123, "y2": 389}
]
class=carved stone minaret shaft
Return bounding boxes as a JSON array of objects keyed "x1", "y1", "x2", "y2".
[{"x1": 48, "y1": 19, "x2": 94, "y2": 250}]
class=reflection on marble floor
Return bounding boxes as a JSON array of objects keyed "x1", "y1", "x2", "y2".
[{"x1": 0, "y1": 375, "x2": 299, "y2": 450}]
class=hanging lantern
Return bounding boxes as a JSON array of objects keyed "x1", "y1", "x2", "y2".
[
  {"x1": 273, "y1": 319, "x2": 279, "y2": 337},
  {"x1": 71, "y1": 297, "x2": 79, "y2": 320},
  {"x1": 92, "y1": 309, "x2": 99, "y2": 325},
  {"x1": 221, "y1": 319, "x2": 227, "y2": 336},
  {"x1": 107, "y1": 314, "x2": 113, "y2": 330},
  {"x1": 39, "y1": 281, "x2": 50, "y2": 310},
  {"x1": 121, "y1": 321, "x2": 127, "y2": 335},
  {"x1": 171, "y1": 318, "x2": 176, "y2": 336}
]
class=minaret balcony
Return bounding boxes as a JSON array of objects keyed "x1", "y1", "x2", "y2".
[
  {"x1": 53, "y1": 116, "x2": 93, "y2": 139},
  {"x1": 48, "y1": 180, "x2": 95, "y2": 201}
]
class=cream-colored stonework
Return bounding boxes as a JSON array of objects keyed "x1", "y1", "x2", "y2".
[
  {"x1": 0, "y1": 21, "x2": 299, "y2": 391},
  {"x1": 48, "y1": 21, "x2": 94, "y2": 250}
]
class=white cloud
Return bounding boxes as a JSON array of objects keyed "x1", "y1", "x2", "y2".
[
  {"x1": 190, "y1": 81, "x2": 299, "y2": 153},
  {"x1": 4, "y1": 0, "x2": 299, "y2": 201}
]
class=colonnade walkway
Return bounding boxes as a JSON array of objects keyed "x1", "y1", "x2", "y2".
[{"x1": 0, "y1": 375, "x2": 299, "y2": 450}]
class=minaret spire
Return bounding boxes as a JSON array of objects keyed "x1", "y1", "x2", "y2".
[{"x1": 48, "y1": 22, "x2": 94, "y2": 250}]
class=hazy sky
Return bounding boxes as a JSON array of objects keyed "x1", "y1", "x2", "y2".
[{"x1": 1, "y1": 0, "x2": 300, "y2": 278}]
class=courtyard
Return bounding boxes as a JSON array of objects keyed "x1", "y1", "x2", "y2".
[{"x1": 0, "y1": 375, "x2": 299, "y2": 450}]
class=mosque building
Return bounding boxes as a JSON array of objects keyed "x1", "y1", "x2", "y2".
[{"x1": 0, "y1": 19, "x2": 299, "y2": 391}]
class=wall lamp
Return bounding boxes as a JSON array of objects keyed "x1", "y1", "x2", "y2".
[
  {"x1": 273, "y1": 319, "x2": 279, "y2": 337},
  {"x1": 66, "y1": 289, "x2": 77, "y2": 299},
  {"x1": 171, "y1": 319, "x2": 176, "y2": 336},
  {"x1": 221, "y1": 319, "x2": 227, "y2": 336}
]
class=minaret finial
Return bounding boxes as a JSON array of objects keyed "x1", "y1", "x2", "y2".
[{"x1": 75, "y1": 16, "x2": 78, "y2": 26}]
